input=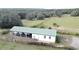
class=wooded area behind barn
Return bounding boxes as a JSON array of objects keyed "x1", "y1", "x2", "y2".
[{"x1": 0, "y1": 8, "x2": 79, "y2": 28}]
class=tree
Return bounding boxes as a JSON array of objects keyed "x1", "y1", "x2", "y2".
[
  {"x1": 36, "y1": 13, "x2": 45, "y2": 20},
  {"x1": 42, "y1": 12, "x2": 51, "y2": 18},
  {"x1": 18, "y1": 13, "x2": 26, "y2": 19},
  {"x1": 71, "y1": 9, "x2": 79, "y2": 16},
  {"x1": 55, "y1": 10, "x2": 62, "y2": 17},
  {"x1": 26, "y1": 13, "x2": 35, "y2": 20},
  {"x1": 0, "y1": 13, "x2": 22, "y2": 28}
]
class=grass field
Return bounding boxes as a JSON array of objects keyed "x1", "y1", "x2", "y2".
[
  {"x1": 22, "y1": 16, "x2": 79, "y2": 29},
  {"x1": 0, "y1": 40, "x2": 67, "y2": 50}
]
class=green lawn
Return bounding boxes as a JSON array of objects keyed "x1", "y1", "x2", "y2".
[{"x1": 22, "y1": 16, "x2": 79, "y2": 29}]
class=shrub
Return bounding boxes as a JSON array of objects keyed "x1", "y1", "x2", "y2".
[
  {"x1": 1, "y1": 30, "x2": 9, "y2": 35},
  {"x1": 53, "y1": 23, "x2": 57, "y2": 26},
  {"x1": 40, "y1": 26, "x2": 45, "y2": 28},
  {"x1": 53, "y1": 23, "x2": 59, "y2": 27},
  {"x1": 48, "y1": 27, "x2": 52, "y2": 29},
  {"x1": 31, "y1": 25, "x2": 37, "y2": 28},
  {"x1": 75, "y1": 33, "x2": 79, "y2": 36}
]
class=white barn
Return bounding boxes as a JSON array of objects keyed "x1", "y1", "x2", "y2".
[{"x1": 10, "y1": 26, "x2": 57, "y2": 43}]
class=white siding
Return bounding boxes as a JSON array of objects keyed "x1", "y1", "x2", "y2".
[
  {"x1": 13, "y1": 32, "x2": 17, "y2": 34},
  {"x1": 32, "y1": 34, "x2": 39, "y2": 39},
  {"x1": 32, "y1": 34, "x2": 56, "y2": 43}
]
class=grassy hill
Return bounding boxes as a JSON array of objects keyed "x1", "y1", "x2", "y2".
[{"x1": 22, "y1": 16, "x2": 79, "y2": 29}]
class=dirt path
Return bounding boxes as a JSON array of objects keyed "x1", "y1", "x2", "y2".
[{"x1": 70, "y1": 36, "x2": 79, "y2": 49}]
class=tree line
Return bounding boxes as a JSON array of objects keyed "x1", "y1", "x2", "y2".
[{"x1": 0, "y1": 8, "x2": 79, "y2": 28}]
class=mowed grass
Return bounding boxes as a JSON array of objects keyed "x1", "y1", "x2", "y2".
[
  {"x1": 22, "y1": 16, "x2": 79, "y2": 29},
  {"x1": 0, "y1": 40, "x2": 66, "y2": 50}
]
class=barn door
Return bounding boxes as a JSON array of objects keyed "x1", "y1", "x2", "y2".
[{"x1": 27, "y1": 33, "x2": 32, "y2": 38}]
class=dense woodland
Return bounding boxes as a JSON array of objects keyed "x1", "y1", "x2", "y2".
[{"x1": 0, "y1": 8, "x2": 79, "y2": 28}]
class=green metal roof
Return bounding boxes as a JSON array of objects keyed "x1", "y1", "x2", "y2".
[{"x1": 10, "y1": 26, "x2": 57, "y2": 36}]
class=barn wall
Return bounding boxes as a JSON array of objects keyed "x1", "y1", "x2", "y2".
[
  {"x1": 32, "y1": 34, "x2": 56, "y2": 43},
  {"x1": 10, "y1": 31, "x2": 56, "y2": 43}
]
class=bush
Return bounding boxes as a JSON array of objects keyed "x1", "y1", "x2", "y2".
[
  {"x1": 75, "y1": 33, "x2": 79, "y2": 36},
  {"x1": 40, "y1": 26, "x2": 45, "y2": 28},
  {"x1": 48, "y1": 27, "x2": 52, "y2": 29},
  {"x1": 53, "y1": 23, "x2": 59, "y2": 27},
  {"x1": 31, "y1": 25, "x2": 37, "y2": 28},
  {"x1": 1, "y1": 30, "x2": 9, "y2": 35}
]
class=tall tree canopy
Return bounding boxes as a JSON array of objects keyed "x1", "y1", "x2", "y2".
[{"x1": 0, "y1": 13, "x2": 22, "y2": 28}]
